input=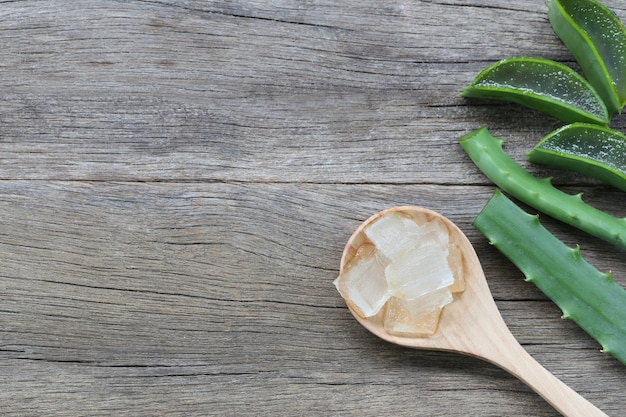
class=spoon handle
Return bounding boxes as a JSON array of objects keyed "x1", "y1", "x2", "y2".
[{"x1": 488, "y1": 331, "x2": 609, "y2": 417}]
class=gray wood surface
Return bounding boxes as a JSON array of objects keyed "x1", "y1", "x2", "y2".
[{"x1": 1, "y1": 1, "x2": 624, "y2": 416}]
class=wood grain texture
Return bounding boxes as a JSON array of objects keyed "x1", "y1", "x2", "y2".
[{"x1": 0, "y1": 1, "x2": 624, "y2": 416}]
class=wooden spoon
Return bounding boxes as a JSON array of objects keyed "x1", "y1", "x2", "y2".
[{"x1": 340, "y1": 206, "x2": 608, "y2": 417}]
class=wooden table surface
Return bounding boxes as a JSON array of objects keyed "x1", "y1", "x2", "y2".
[{"x1": 1, "y1": 1, "x2": 624, "y2": 416}]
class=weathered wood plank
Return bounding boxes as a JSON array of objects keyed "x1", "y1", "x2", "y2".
[
  {"x1": 0, "y1": 0, "x2": 623, "y2": 183},
  {"x1": 0, "y1": 182, "x2": 623, "y2": 416}
]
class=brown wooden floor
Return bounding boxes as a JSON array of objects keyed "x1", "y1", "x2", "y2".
[{"x1": 0, "y1": 1, "x2": 624, "y2": 415}]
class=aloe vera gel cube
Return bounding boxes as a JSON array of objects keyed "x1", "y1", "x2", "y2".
[
  {"x1": 384, "y1": 288, "x2": 453, "y2": 336},
  {"x1": 385, "y1": 240, "x2": 454, "y2": 300},
  {"x1": 365, "y1": 212, "x2": 422, "y2": 260},
  {"x1": 333, "y1": 255, "x2": 390, "y2": 318}
]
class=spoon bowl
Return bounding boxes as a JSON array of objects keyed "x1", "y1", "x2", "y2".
[{"x1": 340, "y1": 206, "x2": 608, "y2": 417}]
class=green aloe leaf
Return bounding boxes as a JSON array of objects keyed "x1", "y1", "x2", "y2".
[
  {"x1": 459, "y1": 127, "x2": 626, "y2": 249},
  {"x1": 462, "y1": 57, "x2": 609, "y2": 125},
  {"x1": 528, "y1": 123, "x2": 626, "y2": 192},
  {"x1": 474, "y1": 190, "x2": 626, "y2": 365},
  {"x1": 548, "y1": 0, "x2": 626, "y2": 115}
]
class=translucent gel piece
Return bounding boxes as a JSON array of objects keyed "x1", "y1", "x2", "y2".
[
  {"x1": 364, "y1": 212, "x2": 422, "y2": 260},
  {"x1": 334, "y1": 254, "x2": 390, "y2": 318},
  {"x1": 385, "y1": 240, "x2": 454, "y2": 300},
  {"x1": 383, "y1": 288, "x2": 453, "y2": 336},
  {"x1": 417, "y1": 218, "x2": 450, "y2": 255}
]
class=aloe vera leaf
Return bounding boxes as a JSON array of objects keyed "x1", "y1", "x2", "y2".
[
  {"x1": 461, "y1": 57, "x2": 609, "y2": 125},
  {"x1": 528, "y1": 123, "x2": 626, "y2": 192},
  {"x1": 474, "y1": 190, "x2": 626, "y2": 365},
  {"x1": 459, "y1": 127, "x2": 626, "y2": 249},
  {"x1": 548, "y1": 0, "x2": 626, "y2": 115}
]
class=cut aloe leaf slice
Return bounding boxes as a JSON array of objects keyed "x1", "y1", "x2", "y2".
[
  {"x1": 548, "y1": 0, "x2": 626, "y2": 115},
  {"x1": 462, "y1": 57, "x2": 609, "y2": 125},
  {"x1": 528, "y1": 123, "x2": 626, "y2": 192}
]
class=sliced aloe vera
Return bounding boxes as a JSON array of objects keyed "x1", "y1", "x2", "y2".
[
  {"x1": 462, "y1": 57, "x2": 609, "y2": 125},
  {"x1": 528, "y1": 123, "x2": 626, "y2": 192},
  {"x1": 548, "y1": 0, "x2": 626, "y2": 115}
]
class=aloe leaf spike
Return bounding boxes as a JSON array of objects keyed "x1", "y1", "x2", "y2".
[
  {"x1": 474, "y1": 190, "x2": 626, "y2": 365},
  {"x1": 459, "y1": 127, "x2": 626, "y2": 249}
]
